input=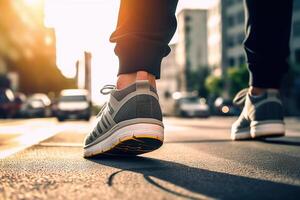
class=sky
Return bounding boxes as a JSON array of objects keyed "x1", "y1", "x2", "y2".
[{"x1": 42, "y1": 0, "x2": 217, "y2": 103}]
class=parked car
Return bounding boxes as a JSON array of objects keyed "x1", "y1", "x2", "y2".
[
  {"x1": 175, "y1": 96, "x2": 210, "y2": 118},
  {"x1": 213, "y1": 97, "x2": 241, "y2": 116},
  {"x1": 54, "y1": 89, "x2": 92, "y2": 121},
  {"x1": 30, "y1": 93, "x2": 51, "y2": 107},
  {"x1": 20, "y1": 93, "x2": 51, "y2": 118},
  {"x1": 13, "y1": 92, "x2": 27, "y2": 118},
  {"x1": 0, "y1": 88, "x2": 18, "y2": 118}
]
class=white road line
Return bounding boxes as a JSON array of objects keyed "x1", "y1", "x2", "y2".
[
  {"x1": 0, "y1": 119, "x2": 68, "y2": 159},
  {"x1": 39, "y1": 142, "x2": 83, "y2": 147}
]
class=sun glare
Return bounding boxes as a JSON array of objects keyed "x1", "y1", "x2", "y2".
[
  {"x1": 45, "y1": 0, "x2": 120, "y2": 77},
  {"x1": 44, "y1": 35, "x2": 53, "y2": 46},
  {"x1": 24, "y1": 0, "x2": 39, "y2": 6}
]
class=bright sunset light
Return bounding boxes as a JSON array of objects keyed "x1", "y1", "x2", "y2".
[
  {"x1": 24, "y1": 0, "x2": 39, "y2": 6},
  {"x1": 43, "y1": 0, "x2": 217, "y2": 103}
]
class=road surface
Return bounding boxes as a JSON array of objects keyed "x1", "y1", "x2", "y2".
[{"x1": 1, "y1": 117, "x2": 300, "y2": 199}]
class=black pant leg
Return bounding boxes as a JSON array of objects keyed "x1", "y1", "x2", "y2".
[
  {"x1": 110, "y1": 0, "x2": 178, "y2": 79},
  {"x1": 244, "y1": 0, "x2": 293, "y2": 88}
]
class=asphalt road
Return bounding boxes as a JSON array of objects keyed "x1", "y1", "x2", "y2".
[{"x1": 1, "y1": 117, "x2": 300, "y2": 200}]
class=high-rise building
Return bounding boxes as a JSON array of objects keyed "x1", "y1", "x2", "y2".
[
  {"x1": 207, "y1": 0, "x2": 246, "y2": 76},
  {"x1": 0, "y1": 0, "x2": 75, "y2": 93},
  {"x1": 156, "y1": 44, "x2": 178, "y2": 114},
  {"x1": 207, "y1": 0, "x2": 223, "y2": 76},
  {"x1": 291, "y1": 0, "x2": 300, "y2": 65},
  {"x1": 84, "y1": 52, "x2": 92, "y2": 98},
  {"x1": 222, "y1": 0, "x2": 245, "y2": 68},
  {"x1": 75, "y1": 52, "x2": 92, "y2": 97},
  {"x1": 74, "y1": 54, "x2": 92, "y2": 92},
  {"x1": 176, "y1": 9, "x2": 208, "y2": 91}
]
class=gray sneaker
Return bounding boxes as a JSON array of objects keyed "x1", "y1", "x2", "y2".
[
  {"x1": 83, "y1": 80, "x2": 164, "y2": 158},
  {"x1": 231, "y1": 89, "x2": 285, "y2": 140}
]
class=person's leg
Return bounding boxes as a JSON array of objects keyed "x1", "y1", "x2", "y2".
[
  {"x1": 110, "y1": 0, "x2": 178, "y2": 89},
  {"x1": 244, "y1": 0, "x2": 293, "y2": 93},
  {"x1": 231, "y1": 0, "x2": 293, "y2": 140},
  {"x1": 84, "y1": 0, "x2": 178, "y2": 157}
]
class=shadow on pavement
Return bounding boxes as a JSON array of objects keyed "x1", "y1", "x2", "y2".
[
  {"x1": 260, "y1": 137, "x2": 300, "y2": 147},
  {"x1": 88, "y1": 156, "x2": 300, "y2": 200},
  {"x1": 170, "y1": 124, "x2": 230, "y2": 130},
  {"x1": 165, "y1": 139, "x2": 230, "y2": 144}
]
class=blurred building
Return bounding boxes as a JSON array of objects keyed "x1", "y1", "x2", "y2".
[
  {"x1": 158, "y1": 10, "x2": 210, "y2": 113},
  {"x1": 207, "y1": 0, "x2": 223, "y2": 76},
  {"x1": 84, "y1": 52, "x2": 92, "y2": 96},
  {"x1": 288, "y1": 0, "x2": 300, "y2": 115},
  {"x1": 291, "y1": 0, "x2": 300, "y2": 65},
  {"x1": 75, "y1": 52, "x2": 92, "y2": 98},
  {"x1": 0, "y1": 0, "x2": 75, "y2": 94},
  {"x1": 157, "y1": 44, "x2": 178, "y2": 114},
  {"x1": 176, "y1": 9, "x2": 208, "y2": 91},
  {"x1": 221, "y1": 0, "x2": 245, "y2": 68},
  {"x1": 207, "y1": 0, "x2": 245, "y2": 77}
]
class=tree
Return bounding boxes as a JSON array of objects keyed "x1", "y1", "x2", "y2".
[
  {"x1": 204, "y1": 64, "x2": 249, "y2": 99},
  {"x1": 226, "y1": 64, "x2": 249, "y2": 98},
  {"x1": 186, "y1": 66, "x2": 210, "y2": 97},
  {"x1": 205, "y1": 75, "x2": 223, "y2": 98},
  {"x1": 0, "y1": 0, "x2": 76, "y2": 95}
]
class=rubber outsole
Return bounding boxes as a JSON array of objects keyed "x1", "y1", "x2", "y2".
[
  {"x1": 91, "y1": 137, "x2": 163, "y2": 158},
  {"x1": 231, "y1": 128, "x2": 251, "y2": 141},
  {"x1": 252, "y1": 133, "x2": 285, "y2": 139},
  {"x1": 232, "y1": 123, "x2": 285, "y2": 141},
  {"x1": 251, "y1": 123, "x2": 285, "y2": 139},
  {"x1": 231, "y1": 133, "x2": 252, "y2": 141},
  {"x1": 83, "y1": 123, "x2": 164, "y2": 158}
]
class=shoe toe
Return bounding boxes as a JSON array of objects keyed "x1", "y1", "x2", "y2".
[{"x1": 84, "y1": 133, "x2": 94, "y2": 146}]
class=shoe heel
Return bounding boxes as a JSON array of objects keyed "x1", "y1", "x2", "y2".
[{"x1": 251, "y1": 122, "x2": 285, "y2": 139}]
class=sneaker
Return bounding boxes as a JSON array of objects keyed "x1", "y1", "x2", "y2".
[
  {"x1": 83, "y1": 80, "x2": 164, "y2": 158},
  {"x1": 231, "y1": 89, "x2": 285, "y2": 140}
]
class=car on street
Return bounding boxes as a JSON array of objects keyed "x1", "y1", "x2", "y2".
[
  {"x1": 20, "y1": 93, "x2": 52, "y2": 118},
  {"x1": 175, "y1": 96, "x2": 210, "y2": 118},
  {"x1": 13, "y1": 92, "x2": 27, "y2": 118},
  {"x1": 0, "y1": 88, "x2": 18, "y2": 118},
  {"x1": 54, "y1": 89, "x2": 92, "y2": 121}
]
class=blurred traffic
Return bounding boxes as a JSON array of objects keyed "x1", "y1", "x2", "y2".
[
  {"x1": 20, "y1": 93, "x2": 51, "y2": 118},
  {"x1": 158, "y1": 90, "x2": 240, "y2": 118},
  {"x1": 0, "y1": 75, "x2": 93, "y2": 121},
  {"x1": 52, "y1": 89, "x2": 92, "y2": 121},
  {"x1": 0, "y1": 88, "x2": 24, "y2": 118},
  {"x1": 1, "y1": 81, "x2": 243, "y2": 120}
]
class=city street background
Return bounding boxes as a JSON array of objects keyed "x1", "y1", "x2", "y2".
[
  {"x1": 1, "y1": 117, "x2": 300, "y2": 199},
  {"x1": 1, "y1": 0, "x2": 300, "y2": 199}
]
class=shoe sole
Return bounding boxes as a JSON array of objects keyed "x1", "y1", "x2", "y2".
[
  {"x1": 231, "y1": 128, "x2": 251, "y2": 141},
  {"x1": 251, "y1": 123, "x2": 285, "y2": 139},
  {"x1": 83, "y1": 123, "x2": 164, "y2": 158}
]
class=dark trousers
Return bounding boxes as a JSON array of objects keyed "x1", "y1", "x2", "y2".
[{"x1": 110, "y1": 0, "x2": 293, "y2": 89}]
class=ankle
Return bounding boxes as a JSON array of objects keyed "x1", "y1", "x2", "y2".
[
  {"x1": 249, "y1": 87, "x2": 267, "y2": 96},
  {"x1": 117, "y1": 71, "x2": 156, "y2": 90}
]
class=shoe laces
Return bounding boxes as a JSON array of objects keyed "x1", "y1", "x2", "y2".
[
  {"x1": 233, "y1": 88, "x2": 249, "y2": 106},
  {"x1": 100, "y1": 85, "x2": 116, "y2": 95},
  {"x1": 97, "y1": 85, "x2": 116, "y2": 117}
]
